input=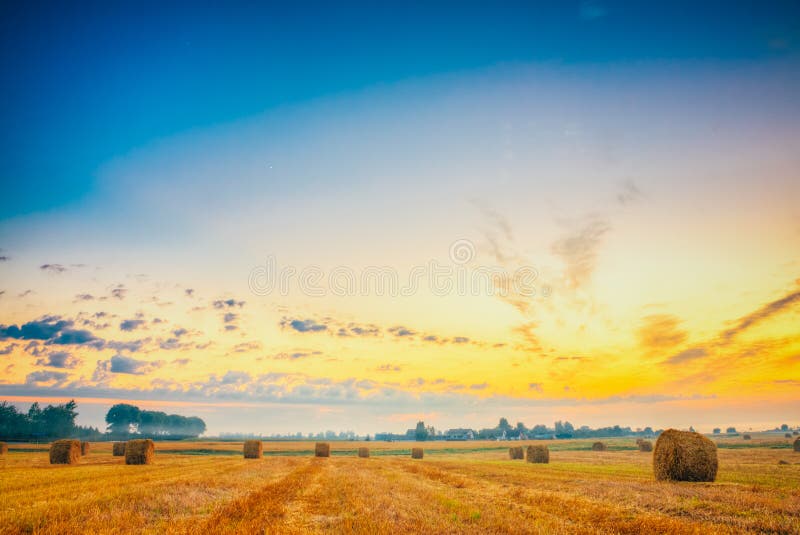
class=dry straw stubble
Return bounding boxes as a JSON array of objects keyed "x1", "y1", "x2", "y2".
[
  {"x1": 125, "y1": 439, "x2": 155, "y2": 465},
  {"x1": 49, "y1": 439, "x2": 81, "y2": 465},
  {"x1": 653, "y1": 429, "x2": 718, "y2": 482}
]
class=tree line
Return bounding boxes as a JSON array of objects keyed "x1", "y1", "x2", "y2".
[{"x1": 0, "y1": 400, "x2": 206, "y2": 441}]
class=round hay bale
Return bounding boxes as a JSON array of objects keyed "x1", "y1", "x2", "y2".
[
  {"x1": 778, "y1": 460, "x2": 790, "y2": 465},
  {"x1": 80, "y1": 441, "x2": 90, "y2": 455},
  {"x1": 315, "y1": 442, "x2": 330, "y2": 457},
  {"x1": 358, "y1": 447, "x2": 370, "y2": 458},
  {"x1": 742, "y1": 434, "x2": 751, "y2": 440},
  {"x1": 592, "y1": 441, "x2": 607, "y2": 451},
  {"x1": 243, "y1": 440, "x2": 263, "y2": 459},
  {"x1": 112, "y1": 442, "x2": 126, "y2": 456},
  {"x1": 0, "y1": 442, "x2": 7, "y2": 455},
  {"x1": 509, "y1": 446, "x2": 524, "y2": 459},
  {"x1": 411, "y1": 447, "x2": 424, "y2": 459},
  {"x1": 526, "y1": 445, "x2": 549, "y2": 463},
  {"x1": 638, "y1": 440, "x2": 653, "y2": 452},
  {"x1": 125, "y1": 439, "x2": 154, "y2": 465},
  {"x1": 635, "y1": 438, "x2": 644, "y2": 445},
  {"x1": 793, "y1": 437, "x2": 800, "y2": 452},
  {"x1": 50, "y1": 439, "x2": 80, "y2": 465},
  {"x1": 653, "y1": 429, "x2": 717, "y2": 482}
]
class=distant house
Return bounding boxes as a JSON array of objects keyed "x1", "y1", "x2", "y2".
[{"x1": 444, "y1": 428, "x2": 474, "y2": 441}]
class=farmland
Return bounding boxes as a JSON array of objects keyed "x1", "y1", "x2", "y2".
[{"x1": 0, "y1": 437, "x2": 798, "y2": 534}]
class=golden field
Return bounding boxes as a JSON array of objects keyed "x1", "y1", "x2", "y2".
[{"x1": 0, "y1": 437, "x2": 798, "y2": 534}]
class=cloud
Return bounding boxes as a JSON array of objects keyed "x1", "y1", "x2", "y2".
[
  {"x1": 336, "y1": 323, "x2": 381, "y2": 337},
  {"x1": 664, "y1": 347, "x2": 708, "y2": 365},
  {"x1": 96, "y1": 354, "x2": 164, "y2": 376},
  {"x1": 119, "y1": 319, "x2": 146, "y2": 331},
  {"x1": 720, "y1": 290, "x2": 800, "y2": 342},
  {"x1": 272, "y1": 350, "x2": 322, "y2": 360},
  {"x1": 36, "y1": 351, "x2": 81, "y2": 369},
  {"x1": 173, "y1": 328, "x2": 188, "y2": 337},
  {"x1": 637, "y1": 314, "x2": 687, "y2": 350},
  {"x1": 388, "y1": 326, "x2": 416, "y2": 337},
  {"x1": 0, "y1": 256, "x2": 9, "y2": 262},
  {"x1": 617, "y1": 180, "x2": 644, "y2": 206},
  {"x1": 25, "y1": 370, "x2": 69, "y2": 386},
  {"x1": 284, "y1": 318, "x2": 328, "y2": 333},
  {"x1": 551, "y1": 215, "x2": 610, "y2": 289},
  {"x1": 223, "y1": 312, "x2": 238, "y2": 323},
  {"x1": 377, "y1": 364, "x2": 402, "y2": 372},
  {"x1": 213, "y1": 298, "x2": 245, "y2": 309},
  {"x1": 0, "y1": 343, "x2": 17, "y2": 355},
  {"x1": 105, "y1": 338, "x2": 149, "y2": 353},
  {"x1": 110, "y1": 285, "x2": 127, "y2": 300},
  {"x1": 528, "y1": 383, "x2": 543, "y2": 393},
  {"x1": 0, "y1": 316, "x2": 72, "y2": 340},
  {"x1": 185, "y1": 288, "x2": 194, "y2": 297},
  {"x1": 40, "y1": 263, "x2": 67, "y2": 273},
  {"x1": 74, "y1": 293, "x2": 95, "y2": 301}
]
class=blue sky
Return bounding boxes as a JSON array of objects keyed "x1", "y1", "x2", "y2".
[{"x1": 2, "y1": 1, "x2": 799, "y2": 217}]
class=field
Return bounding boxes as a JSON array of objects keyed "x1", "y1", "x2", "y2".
[{"x1": 1, "y1": 437, "x2": 798, "y2": 534}]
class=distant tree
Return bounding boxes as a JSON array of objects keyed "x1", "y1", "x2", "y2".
[
  {"x1": 780, "y1": 424, "x2": 789, "y2": 431},
  {"x1": 414, "y1": 421, "x2": 428, "y2": 441},
  {"x1": 713, "y1": 428, "x2": 721, "y2": 434},
  {"x1": 726, "y1": 427, "x2": 737, "y2": 434},
  {"x1": 498, "y1": 418, "x2": 511, "y2": 432},
  {"x1": 105, "y1": 403, "x2": 141, "y2": 434}
]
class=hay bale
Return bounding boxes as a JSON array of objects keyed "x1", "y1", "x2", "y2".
[
  {"x1": 526, "y1": 445, "x2": 549, "y2": 463},
  {"x1": 125, "y1": 439, "x2": 154, "y2": 465},
  {"x1": 509, "y1": 446, "x2": 524, "y2": 459},
  {"x1": 778, "y1": 460, "x2": 790, "y2": 465},
  {"x1": 0, "y1": 442, "x2": 7, "y2": 455},
  {"x1": 794, "y1": 437, "x2": 800, "y2": 452},
  {"x1": 785, "y1": 433, "x2": 792, "y2": 439},
  {"x1": 635, "y1": 438, "x2": 644, "y2": 445},
  {"x1": 358, "y1": 447, "x2": 370, "y2": 458},
  {"x1": 638, "y1": 440, "x2": 653, "y2": 452},
  {"x1": 592, "y1": 441, "x2": 607, "y2": 451},
  {"x1": 743, "y1": 434, "x2": 752, "y2": 440},
  {"x1": 80, "y1": 441, "x2": 90, "y2": 455},
  {"x1": 243, "y1": 440, "x2": 263, "y2": 459},
  {"x1": 112, "y1": 442, "x2": 126, "y2": 456},
  {"x1": 49, "y1": 439, "x2": 80, "y2": 465},
  {"x1": 653, "y1": 429, "x2": 717, "y2": 482},
  {"x1": 411, "y1": 447, "x2": 424, "y2": 459},
  {"x1": 315, "y1": 442, "x2": 330, "y2": 457}
]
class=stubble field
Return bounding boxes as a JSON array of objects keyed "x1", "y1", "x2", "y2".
[{"x1": 0, "y1": 437, "x2": 798, "y2": 534}]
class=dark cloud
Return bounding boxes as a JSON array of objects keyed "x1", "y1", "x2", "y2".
[
  {"x1": 664, "y1": 347, "x2": 708, "y2": 365},
  {"x1": 0, "y1": 256, "x2": 9, "y2": 262},
  {"x1": 452, "y1": 336, "x2": 470, "y2": 344},
  {"x1": 232, "y1": 341, "x2": 261, "y2": 353},
  {"x1": 0, "y1": 316, "x2": 71, "y2": 340},
  {"x1": 26, "y1": 370, "x2": 69, "y2": 385},
  {"x1": 74, "y1": 293, "x2": 95, "y2": 301},
  {"x1": 173, "y1": 328, "x2": 188, "y2": 337},
  {"x1": 40, "y1": 263, "x2": 67, "y2": 273},
  {"x1": 336, "y1": 323, "x2": 381, "y2": 337},
  {"x1": 273, "y1": 350, "x2": 322, "y2": 360},
  {"x1": 105, "y1": 338, "x2": 149, "y2": 353},
  {"x1": 529, "y1": 383, "x2": 543, "y2": 393},
  {"x1": 223, "y1": 312, "x2": 238, "y2": 323},
  {"x1": 36, "y1": 351, "x2": 81, "y2": 369},
  {"x1": 637, "y1": 314, "x2": 687, "y2": 350},
  {"x1": 213, "y1": 298, "x2": 245, "y2": 309},
  {"x1": 551, "y1": 215, "x2": 610, "y2": 289},
  {"x1": 720, "y1": 290, "x2": 800, "y2": 342},
  {"x1": 224, "y1": 325, "x2": 238, "y2": 331},
  {"x1": 119, "y1": 319, "x2": 146, "y2": 332},
  {"x1": 0, "y1": 343, "x2": 17, "y2": 355},
  {"x1": 185, "y1": 288, "x2": 194, "y2": 297}
]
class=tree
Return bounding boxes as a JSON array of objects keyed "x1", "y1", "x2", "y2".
[
  {"x1": 498, "y1": 418, "x2": 511, "y2": 432},
  {"x1": 414, "y1": 421, "x2": 428, "y2": 441},
  {"x1": 781, "y1": 424, "x2": 789, "y2": 431},
  {"x1": 726, "y1": 427, "x2": 737, "y2": 434},
  {"x1": 105, "y1": 403, "x2": 141, "y2": 435},
  {"x1": 713, "y1": 428, "x2": 721, "y2": 434}
]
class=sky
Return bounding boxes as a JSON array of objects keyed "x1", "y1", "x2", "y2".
[{"x1": 1, "y1": 1, "x2": 799, "y2": 435}]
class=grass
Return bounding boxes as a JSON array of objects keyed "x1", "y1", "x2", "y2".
[{"x1": 0, "y1": 438, "x2": 798, "y2": 534}]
